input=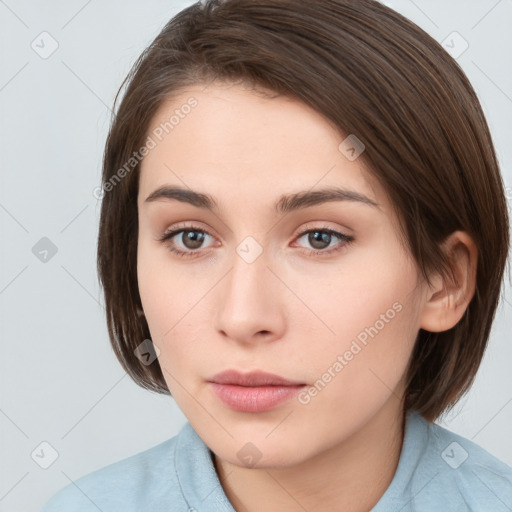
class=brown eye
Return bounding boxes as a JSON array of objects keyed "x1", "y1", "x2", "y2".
[
  {"x1": 178, "y1": 230, "x2": 206, "y2": 250},
  {"x1": 157, "y1": 223, "x2": 354, "y2": 259},
  {"x1": 307, "y1": 231, "x2": 333, "y2": 250},
  {"x1": 294, "y1": 227, "x2": 354, "y2": 256},
  {"x1": 157, "y1": 226, "x2": 214, "y2": 258}
]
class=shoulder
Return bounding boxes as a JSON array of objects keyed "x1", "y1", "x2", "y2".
[
  {"x1": 39, "y1": 434, "x2": 184, "y2": 512},
  {"x1": 413, "y1": 413, "x2": 512, "y2": 510}
]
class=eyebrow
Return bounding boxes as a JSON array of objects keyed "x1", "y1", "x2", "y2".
[{"x1": 144, "y1": 185, "x2": 379, "y2": 214}]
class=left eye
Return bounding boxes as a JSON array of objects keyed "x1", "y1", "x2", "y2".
[
  {"x1": 294, "y1": 228, "x2": 354, "y2": 254},
  {"x1": 157, "y1": 225, "x2": 354, "y2": 258}
]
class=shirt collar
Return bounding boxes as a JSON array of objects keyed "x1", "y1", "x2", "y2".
[
  {"x1": 175, "y1": 408, "x2": 427, "y2": 511},
  {"x1": 175, "y1": 421, "x2": 237, "y2": 511}
]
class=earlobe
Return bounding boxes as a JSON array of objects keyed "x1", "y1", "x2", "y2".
[{"x1": 419, "y1": 231, "x2": 478, "y2": 333}]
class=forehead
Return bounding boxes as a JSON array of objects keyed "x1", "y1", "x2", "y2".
[{"x1": 138, "y1": 82, "x2": 386, "y2": 212}]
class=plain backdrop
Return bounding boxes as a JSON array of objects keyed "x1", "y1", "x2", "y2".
[{"x1": 0, "y1": 1, "x2": 511, "y2": 511}]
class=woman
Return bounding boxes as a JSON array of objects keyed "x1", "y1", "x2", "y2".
[{"x1": 41, "y1": 0, "x2": 512, "y2": 510}]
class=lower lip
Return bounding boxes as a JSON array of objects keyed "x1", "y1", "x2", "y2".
[{"x1": 209, "y1": 383, "x2": 306, "y2": 412}]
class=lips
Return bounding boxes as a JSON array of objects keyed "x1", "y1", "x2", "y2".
[
  {"x1": 208, "y1": 369, "x2": 305, "y2": 387},
  {"x1": 207, "y1": 369, "x2": 307, "y2": 412}
]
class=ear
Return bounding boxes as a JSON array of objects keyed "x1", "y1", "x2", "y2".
[{"x1": 419, "y1": 231, "x2": 478, "y2": 333}]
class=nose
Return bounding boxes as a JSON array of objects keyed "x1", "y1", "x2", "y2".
[{"x1": 213, "y1": 244, "x2": 286, "y2": 346}]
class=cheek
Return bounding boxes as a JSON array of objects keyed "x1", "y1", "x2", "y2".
[
  {"x1": 288, "y1": 246, "x2": 416, "y2": 344},
  {"x1": 137, "y1": 244, "x2": 210, "y2": 384},
  {"x1": 287, "y1": 246, "x2": 420, "y2": 391},
  {"x1": 137, "y1": 240, "x2": 179, "y2": 352},
  {"x1": 137, "y1": 237, "x2": 194, "y2": 330}
]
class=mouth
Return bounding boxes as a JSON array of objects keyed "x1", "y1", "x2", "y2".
[
  {"x1": 207, "y1": 369, "x2": 307, "y2": 413},
  {"x1": 208, "y1": 369, "x2": 306, "y2": 387}
]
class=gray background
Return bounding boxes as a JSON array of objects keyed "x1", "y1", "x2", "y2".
[{"x1": 0, "y1": 1, "x2": 511, "y2": 511}]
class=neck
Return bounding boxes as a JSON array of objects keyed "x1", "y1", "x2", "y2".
[{"x1": 213, "y1": 399, "x2": 406, "y2": 512}]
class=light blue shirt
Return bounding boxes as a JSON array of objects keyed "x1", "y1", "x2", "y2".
[{"x1": 40, "y1": 409, "x2": 512, "y2": 511}]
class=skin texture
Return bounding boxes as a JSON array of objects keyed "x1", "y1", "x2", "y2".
[{"x1": 136, "y1": 82, "x2": 477, "y2": 511}]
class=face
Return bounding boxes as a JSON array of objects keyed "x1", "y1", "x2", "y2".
[{"x1": 137, "y1": 81, "x2": 428, "y2": 468}]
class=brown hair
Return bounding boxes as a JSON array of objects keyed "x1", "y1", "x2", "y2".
[{"x1": 97, "y1": 0, "x2": 510, "y2": 422}]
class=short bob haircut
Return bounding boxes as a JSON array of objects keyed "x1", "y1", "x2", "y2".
[{"x1": 97, "y1": 0, "x2": 510, "y2": 422}]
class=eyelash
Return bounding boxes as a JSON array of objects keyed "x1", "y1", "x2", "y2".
[{"x1": 156, "y1": 223, "x2": 354, "y2": 259}]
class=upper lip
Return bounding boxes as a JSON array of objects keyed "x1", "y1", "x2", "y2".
[{"x1": 208, "y1": 369, "x2": 305, "y2": 387}]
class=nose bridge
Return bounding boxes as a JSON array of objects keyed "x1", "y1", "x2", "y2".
[
  {"x1": 214, "y1": 236, "x2": 282, "y2": 340},
  {"x1": 226, "y1": 237, "x2": 271, "y2": 311}
]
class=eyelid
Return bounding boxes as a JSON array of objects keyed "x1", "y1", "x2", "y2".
[
  {"x1": 157, "y1": 221, "x2": 354, "y2": 258},
  {"x1": 294, "y1": 221, "x2": 353, "y2": 237},
  {"x1": 292, "y1": 223, "x2": 354, "y2": 252},
  {"x1": 158, "y1": 220, "x2": 352, "y2": 240}
]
